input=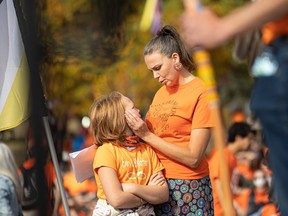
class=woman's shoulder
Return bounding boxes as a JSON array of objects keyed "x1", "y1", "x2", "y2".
[
  {"x1": 154, "y1": 85, "x2": 167, "y2": 96},
  {"x1": 187, "y1": 77, "x2": 207, "y2": 89},
  {"x1": 184, "y1": 77, "x2": 209, "y2": 98}
]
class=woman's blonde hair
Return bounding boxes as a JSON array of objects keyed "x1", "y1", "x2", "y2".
[
  {"x1": 89, "y1": 91, "x2": 127, "y2": 145},
  {"x1": 0, "y1": 142, "x2": 23, "y2": 203}
]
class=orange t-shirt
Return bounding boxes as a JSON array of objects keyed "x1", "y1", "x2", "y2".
[
  {"x1": 59, "y1": 170, "x2": 97, "y2": 216},
  {"x1": 237, "y1": 162, "x2": 254, "y2": 180},
  {"x1": 261, "y1": 203, "x2": 280, "y2": 216},
  {"x1": 146, "y1": 77, "x2": 214, "y2": 179},
  {"x1": 234, "y1": 188, "x2": 271, "y2": 213},
  {"x1": 254, "y1": 189, "x2": 269, "y2": 204},
  {"x1": 208, "y1": 147, "x2": 237, "y2": 216},
  {"x1": 234, "y1": 189, "x2": 250, "y2": 212},
  {"x1": 93, "y1": 142, "x2": 164, "y2": 200},
  {"x1": 262, "y1": 15, "x2": 288, "y2": 44},
  {"x1": 63, "y1": 171, "x2": 97, "y2": 196}
]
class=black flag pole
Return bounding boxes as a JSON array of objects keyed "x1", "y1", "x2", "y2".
[
  {"x1": 12, "y1": 0, "x2": 70, "y2": 215},
  {"x1": 43, "y1": 116, "x2": 70, "y2": 215}
]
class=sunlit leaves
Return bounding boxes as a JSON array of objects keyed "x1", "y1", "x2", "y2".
[{"x1": 40, "y1": 0, "x2": 252, "y2": 121}]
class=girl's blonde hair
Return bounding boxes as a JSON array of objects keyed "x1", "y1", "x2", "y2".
[
  {"x1": 0, "y1": 142, "x2": 23, "y2": 203},
  {"x1": 89, "y1": 91, "x2": 127, "y2": 145}
]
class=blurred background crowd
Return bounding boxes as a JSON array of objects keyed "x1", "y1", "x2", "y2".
[{"x1": 1, "y1": 107, "x2": 279, "y2": 215}]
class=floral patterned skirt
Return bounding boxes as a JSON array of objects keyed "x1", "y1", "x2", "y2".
[{"x1": 154, "y1": 176, "x2": 214, "y2": 216}]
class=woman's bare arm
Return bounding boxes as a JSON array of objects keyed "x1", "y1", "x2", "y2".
[
  {"x1": 125, "y1": 110, "x2": 211, "y2": 168},
  {"x1": 180, "y1": 0, "x2": 288, "y2": 49}
]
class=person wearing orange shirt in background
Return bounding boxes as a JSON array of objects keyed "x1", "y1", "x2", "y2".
[
  {"x1": 90, "y1": 91, "x2": 169, "y2": 216},
  {"x1": 125, "y1": 25, "x2": 214, "y2": 215},
  {"x1": 234, "y1": 169, "x2": 280, "y2": 216},
  {"x1": 236, "y1": 155, "x2": 255, "y2": 183},
  {"x1": 209, "y1": 122, "x2": 253, "y2": 216},
  {"x1": 180, "y1": 1, "x2": 288, "y2": 214},
  {"x1": 58, "y1": 161, "x2": 97, "y2": 216}
]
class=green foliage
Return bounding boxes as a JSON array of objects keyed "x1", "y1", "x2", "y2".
[{"x1": 39, "y1": 0, "x2": 253, "y2": 122}]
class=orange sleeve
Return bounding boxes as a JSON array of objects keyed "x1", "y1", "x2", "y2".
[
  {"x1": 261, "y1": 203, "x2": 280, "y2": 216},
  {"x1": 191, "y1": 86, "x2": 214, "y2": 129},
  {"x1": 262, "y1": 16, "x2": 288, "y2": 44}
]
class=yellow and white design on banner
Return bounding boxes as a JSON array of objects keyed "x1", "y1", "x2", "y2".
[{"x1": 0, "y1": 0, "x2": 30, "y2": 131}]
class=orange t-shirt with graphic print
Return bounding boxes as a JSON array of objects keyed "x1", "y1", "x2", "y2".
[
  {"x1": 93, "y1": 142, "x2": 164, "y2": 200},
  {"x1": 146, "y1": 77, "x2": 214, "y2": 179}
]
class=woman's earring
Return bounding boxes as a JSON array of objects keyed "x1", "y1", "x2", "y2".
[{"x1": 175, "y1": 63, "x2": 182, "y2": 70}]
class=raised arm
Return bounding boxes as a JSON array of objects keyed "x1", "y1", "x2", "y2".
[{"x1": 180, "y1": 0, "x2": 288, "y2": 49}]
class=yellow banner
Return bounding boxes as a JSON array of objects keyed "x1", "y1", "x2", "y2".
[{"x1": 0, "y1": 0, "x2": 30, "y2": 131}]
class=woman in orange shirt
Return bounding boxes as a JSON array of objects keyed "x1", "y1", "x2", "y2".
[{"x1": 125, "y1": 25, "x2": 214, "y2": 215}]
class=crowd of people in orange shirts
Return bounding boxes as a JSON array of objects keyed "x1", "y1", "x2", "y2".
[
  {"x1": 207, "y1": 111, "x2": 280, "y2": 216},
  {"x1": 15, "y1": 114, "x2": 280, "y2": 216}
]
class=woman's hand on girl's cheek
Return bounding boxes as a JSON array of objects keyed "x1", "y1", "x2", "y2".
[{"x1": 125, "y1": 110, "x2": 142, "y2": 128}]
